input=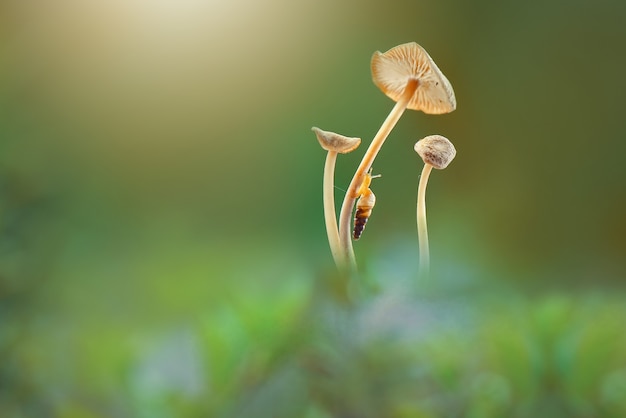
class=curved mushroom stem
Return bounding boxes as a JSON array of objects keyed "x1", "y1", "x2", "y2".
[
  {"x1": 417, "y1": 163, "x2": 433, "y2": 279},
  {"x1": 322, "y1": 151, "x2": 344, "y2": 267},
  {"x1": 338, "y1": 79, "x2": 419, "y2": 269}
]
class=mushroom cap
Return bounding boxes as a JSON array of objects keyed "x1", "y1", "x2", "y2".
[
  {"x1": 414, "y1": 135, "x2": 456, "y2": 169},
  {"x1": 312, "y1": 127, "x2": 361, "y2": 154},
  {"x1": 371, "y1": 42, "x2": 456, "y2": 114}
]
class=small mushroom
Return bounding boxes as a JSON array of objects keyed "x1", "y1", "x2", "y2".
[
  {"x1": 338, "y1": 42, "x2": 456, "y2": 269},
  {"x1": 414, "y1": 135, "x2": 456, "y2": 278},
  {"x1": 312, "y1": 127, "x2": 361, "y2": 267}
]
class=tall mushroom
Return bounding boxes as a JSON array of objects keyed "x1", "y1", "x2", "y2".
[
  {"x1": 414, "y1": 135, "x2": 456, "y2": 278},
  {"x1": 338, "y1": 42, "x2": 456, "y2": 269},
  {"x1": 312, "y1": 127, "x2": 361, "y2": 267}
]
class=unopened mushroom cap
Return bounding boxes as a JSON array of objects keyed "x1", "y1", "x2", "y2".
[
  {"x1": 312, "y1": 127, "x2": 361, "y2": 154},
  {"x1": 414, "y1": 135, "x2": 456, "y2": 169},
  {"x1": 371, "y1": 42, "x2": 456, "y2": 114}
]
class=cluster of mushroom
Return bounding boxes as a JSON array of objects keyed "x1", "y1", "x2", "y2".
[{"x1": 312, "y1": 42, "x2": 457, "y2": 275}]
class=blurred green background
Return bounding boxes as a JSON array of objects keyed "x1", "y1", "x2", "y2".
[{"x1": 1, "y1": 0, "x2": 626, "y2": 417}]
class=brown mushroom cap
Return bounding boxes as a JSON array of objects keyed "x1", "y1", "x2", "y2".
[
  {"x1": 414, "y1": 135, "x2": 456, "y2": 169},
  {"x1": 312, "y1": 127, "x2": 361, "y2": 153},
  {"x1": 371, "y1": 42, "x2": 456, "y2": 114}
]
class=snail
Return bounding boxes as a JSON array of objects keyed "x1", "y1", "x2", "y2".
[{"x1": 353, "y1": 169, "x2": 381, "y2": 240}]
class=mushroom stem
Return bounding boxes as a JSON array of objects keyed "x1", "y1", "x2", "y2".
[
  {"x1": 417, "y1": 163, "x2": 433, "y2": 278},
  {"x1": 338, "y1": 79, "x2": 419, "y2": 268},
  {"x1": 322, "y1": 151, "x2": 343, "y2": 267}
]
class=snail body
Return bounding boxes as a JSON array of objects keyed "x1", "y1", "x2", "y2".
[
  {"x1": 352, "y1": 170, "x2": 380, "y2": 240},
  {"x1": 353, "y1": 189, "x2": 376, "y2": 240}
]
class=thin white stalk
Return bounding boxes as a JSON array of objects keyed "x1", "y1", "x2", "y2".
[
  {"x1": 417, "y1": 163, "x2": 433, "y2": 278},
  {"x1": 322, "y1": 151, "x2": 343, "y2": 267},
  {"x1": 338, "y1": 80, "x2": 418, "y2": 269}
]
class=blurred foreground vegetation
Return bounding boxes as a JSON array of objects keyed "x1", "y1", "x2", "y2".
[{"x1": 2, "y1": 227, "x2": 625, "y2": 417}]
